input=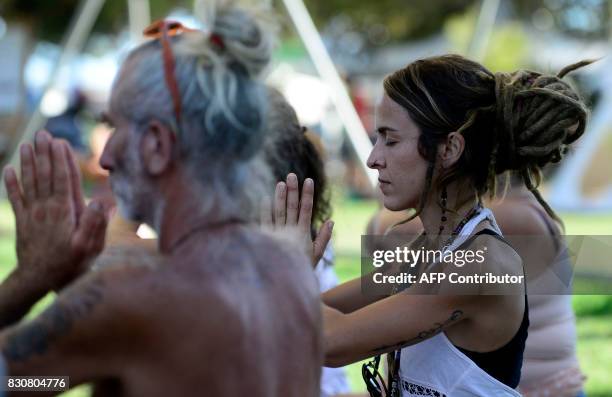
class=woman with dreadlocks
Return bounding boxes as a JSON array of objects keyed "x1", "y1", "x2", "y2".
[{"x1": 275, "y1": 54, "x2": 591, "y2": 396}]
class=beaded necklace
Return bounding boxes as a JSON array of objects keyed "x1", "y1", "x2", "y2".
[
  {"x1": 426, "y1": 203, "x2": 483, "y2": 253},
  {"x1": 389, "y1": 203, "x2": 483, "y2": 297}
]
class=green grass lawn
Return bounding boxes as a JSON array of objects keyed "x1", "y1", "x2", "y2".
[{"x1": 1, "y1": 198, "x2": 611, "y2": 395}]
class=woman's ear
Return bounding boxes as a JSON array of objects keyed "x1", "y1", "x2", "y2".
[
  {"x1": 140, "y1": 120, "x2": 176, "y2": 176},
  {"x1": 438, "y1": 132, "x2": 465, "y2": 169}
]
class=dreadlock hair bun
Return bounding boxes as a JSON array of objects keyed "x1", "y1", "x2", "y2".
[{"x1": 491, "y1": 60, "x2": 590, "y2": 174}]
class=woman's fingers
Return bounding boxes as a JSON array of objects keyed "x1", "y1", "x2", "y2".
[
  {"x1": 313, "y1": 220, "x2": 334, "y2": 266},
  {"x1": 274, "y1": 181, "x2": 287, "y2": 226},
  {"x1": 19, "y1": 143, "x2": 37, "y2": 204},
  {"x1": 297, "y1": 178, "x2": 314, "y2": 234},
  {"x1": 34, "y1": 130, "x2": 53, "y2": 199},
  {"x1": 285, "y1": 173, "x2": 300, "y2": 225}
]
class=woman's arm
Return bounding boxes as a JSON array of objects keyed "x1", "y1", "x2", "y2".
[
  {"x1": 322, "y1": 293, "x2": 475, "y2": 367},
  {"x1": 322, "y1": 276, "x2": 381, "y2": 314}
]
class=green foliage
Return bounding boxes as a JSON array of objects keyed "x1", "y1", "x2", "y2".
[
  {"x1": 3, "y1": 0, "x2": 473, "y2": 43},
  {"x1": 444, "y1": 5, "x2": 529, "y2": 71},
  {"x1": 1, "y1": 0, "x2": 191, "y2": 43},
  {"x1": 481, "y1": 22, "x2": 529, "y2": 72},
  {"x1": 4, "y1": 0, "x2": 611, "y2": 45},
  {"x1": 296, "y1": 0, "x2": 474, "y2": 42},
  {"x1": 573, "y1": 295, "x2": 612, "y2": 317},
  {"x1": 443, "y1": 4, "x2": 478, "y2": 54},
  {"x1": 575, "y1": 315, "x2": 612, "y2": 396}
]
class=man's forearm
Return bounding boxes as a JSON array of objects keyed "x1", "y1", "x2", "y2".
[{"x1": 0, "y1": 268, "x2": 49, "y2": 329}]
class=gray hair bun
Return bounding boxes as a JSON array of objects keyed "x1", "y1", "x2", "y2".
[{"x1": 194, "y1": 0, "x2": 277, "y2": 78}]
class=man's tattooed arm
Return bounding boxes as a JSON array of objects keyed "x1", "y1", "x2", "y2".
[
  {"x1": 0, "y1": 274, "x2": 115, "y2": 384},
  {"x1": 2, "y1": 277, "x2": 104, "y2": 362},
  {"x1": 0, "y1": 270, "x2": 51, "y2": 329},
  {"x1": 371, "y1": 310, "x2": 464, "y2": 354}
]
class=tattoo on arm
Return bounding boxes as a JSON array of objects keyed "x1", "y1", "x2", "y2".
[
  {"x1": 371, "y1": 310, "x2": 464, "y2": 354},
  {"x1": 0, "y1": 273, "x2": 48, "y2": 329},
  {"x1": 2, "y1": 278, "x2": 105, "y2": 362}
]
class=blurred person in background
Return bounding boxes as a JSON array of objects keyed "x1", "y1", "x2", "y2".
[
  {"x1": 264, "y1": 87, "x2": 354, "y2": 397},
  {"x1": 491, "y1": 175, "x2": 586, "y2": 397},
  {"x1": 44, "y1": 89, "x2": 88, "y2": 153},
  {"x1": 44, "y1": 89, "x2": 116, "y2": 209}
]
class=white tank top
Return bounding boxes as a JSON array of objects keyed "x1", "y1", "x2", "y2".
[
  {"x1": 397, "y1": 208, "x2": 522, "y2": 397},
  {"x1": 315, "y1": 243, "x2": 351, "y2": 397}
]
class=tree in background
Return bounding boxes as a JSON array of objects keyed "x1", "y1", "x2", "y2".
[{"x1": 1, "y1": 0, "x2": 193, "y2": 42}]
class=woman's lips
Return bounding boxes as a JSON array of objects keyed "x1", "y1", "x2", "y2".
[{"x1": 378, "y1": 178, "x2": 391, "y2": 193}]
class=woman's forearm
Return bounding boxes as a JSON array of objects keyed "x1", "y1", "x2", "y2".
[{"x1": 322, "y1": 275, "x2": 384, "y2": 314}]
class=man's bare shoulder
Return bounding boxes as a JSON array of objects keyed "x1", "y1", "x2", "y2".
[
  {"x1": 254, "y1": 226, "x2": 314, "y2": 269},
  {"x1": 92, "y1": 245, "x2": 163, "y2": 272},
  {"x1": 72, "y1": 252, "x2": 161, "y2": 316},
  {"x1": 88, "y1": 226, "x2": 320, "y2": 326},
  {"x1": 181, "y1": 225, "x2": 315, "y2": 281},
  {"x1": 174, "y1": 225, "x2": 321, "y2": 325},
  {"x1": 234, "y1": 226, "x2": 320, "y2": 296}
]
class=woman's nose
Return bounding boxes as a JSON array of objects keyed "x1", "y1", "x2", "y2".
[{"x1": 367, "y1": 145, "x2": 384, "y2": 169}]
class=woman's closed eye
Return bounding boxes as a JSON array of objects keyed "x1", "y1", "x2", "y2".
[{"x1": 385, "y1": 140, "x2": 398, "y2": 147}]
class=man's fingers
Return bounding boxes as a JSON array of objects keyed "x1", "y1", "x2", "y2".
[
  {"x1": 297, "y1": 178, "x2": 314, "y2": 234},
  {"x1": 3, "y1": 166, "x2": 25, "y2": 218},
  {"x1": 86, "y1": 204, "x2": 109, "y2": 256},
  {"x1": 313, "y1": 220, "x2": 334, "y2": 266},
  {"x1": 63, "y1": 142, "x2": 85, "y2": 219},
  {"x1": 286, "y1": 173, "x2": 300, "y2": 225},
  {"x1": 73, "y1": 201, "x2": 108, "y2": 257},
  {"x1": 260, "y1": 196, "x2": 273, "y2": 226},
  {"x1": 51, "y1": 140, "x2": 70, "y2": 199},
  {"x1": 274, "y1": 182, "x2": 287, "y2": 226},
  {"x1": 34, "y1": 130, "x2": 53, "y2": 199},
  {"x1": 19, "y1": 143, "x2": 37, "y2": 204}
]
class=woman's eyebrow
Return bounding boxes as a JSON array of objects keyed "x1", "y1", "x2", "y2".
[{"x1": 377, "y1": 126, "x2": 397, "y2": 134}]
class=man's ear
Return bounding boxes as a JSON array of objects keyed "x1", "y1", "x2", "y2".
[
  {"x1": 140, "y1": 120, "x2": 176, "y2": 176},
  {"x1": 438, "y1": 132, "x2": 465, "y2": 169}
]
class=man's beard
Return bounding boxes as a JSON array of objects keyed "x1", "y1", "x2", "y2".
[
  {"x1": 109, "y1": 146, "x2": 150, "y2": 224},
  {"x1": 112, "y1": 177, "x2": 145, "y2": 223}
]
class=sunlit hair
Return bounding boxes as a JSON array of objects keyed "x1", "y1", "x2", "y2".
[
  {"x1": 384, "y1": 54, "x2": 591, "y2": 226},
  {"x1": 111, "y1": 0, "x2": 277, "y2": 224}
]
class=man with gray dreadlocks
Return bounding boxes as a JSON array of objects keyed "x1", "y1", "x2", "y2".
[{"x1": 0, "y1": 2, "x2": 323, "y2": 396}]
